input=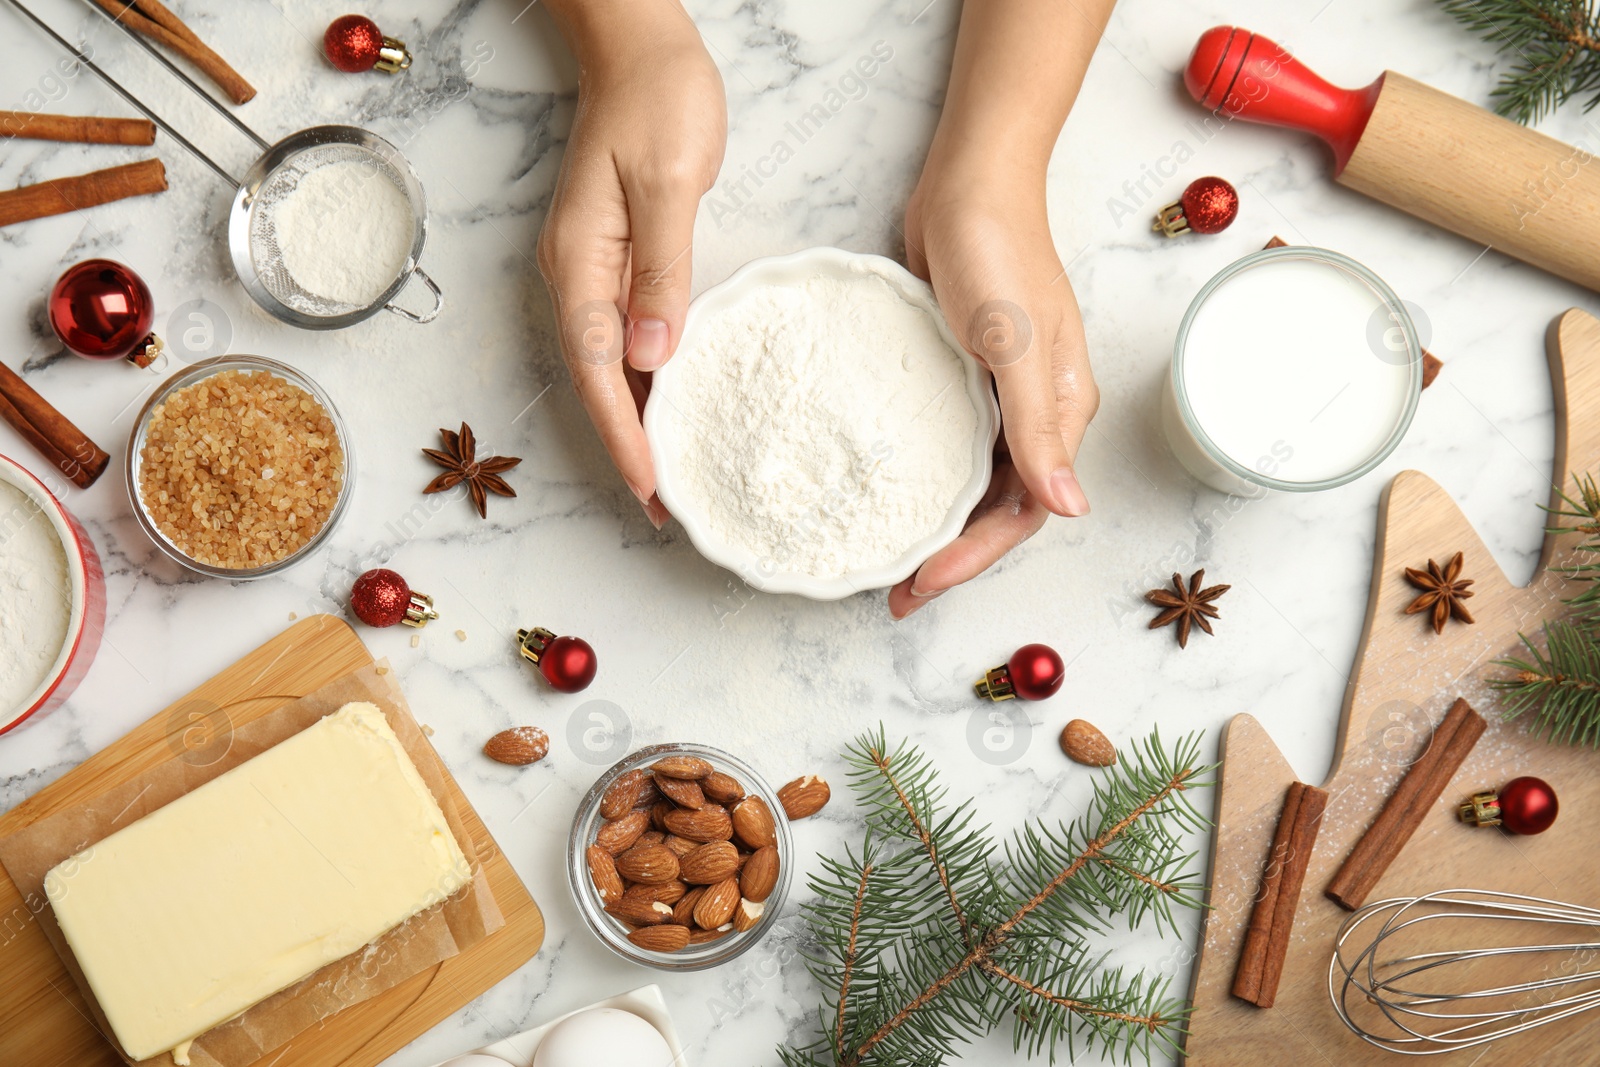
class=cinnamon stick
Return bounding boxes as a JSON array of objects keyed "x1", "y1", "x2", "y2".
[
  {"x1": 1325, "y1": 698, "x2": 1486, "y2": 911},
  {"x1": 0, "y1": 363, "x2": 110, "y2": 489},
  {"x1": 90, "y1": 0, "x2": 256, "y2": 105},
  {"x1": 0, "y1": 159, "x2": 168, "y2": 228},
  {"x1": 1233, "y1": 781, "x2": 1327, "y2": 1008},
  {"x1": 0, "y1": 111, "x2": 155, "y2": 146}
]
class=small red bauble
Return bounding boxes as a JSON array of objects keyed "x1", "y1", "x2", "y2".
[
  {"x1": 49, "y1": 259, "x2": 163, "y2": 367},
  {"x1": 515, "y1": 627, "x2": 597, "y2": 693},
  {"x1": 324, "y1": 14, "x2": 413, "y2": 74},
  {"x1": 1153, "y1": 176, "x2": 1240, "y2": 237},
  {"x1": 1459, "y1": 775, "x2": 1558, "y2": 835},
  {"x1": 351, "y1": 568, "x2": 438, "y2": 628},
  {"x1": 975, "y1": 643, "x2": 1065, "y2": 702}
]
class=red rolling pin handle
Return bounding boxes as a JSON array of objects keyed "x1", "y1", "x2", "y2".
[{"x1": 1184, "y1": 26, "x2": 1383, "y2": 173}]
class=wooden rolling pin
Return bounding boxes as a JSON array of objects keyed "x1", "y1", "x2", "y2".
[
  {"x1": 0, "y1": 363, "x2": 109, "y2": 489},
  {"x1": 1186, "y1": 27, "x2": 1600, "y2": 293}
]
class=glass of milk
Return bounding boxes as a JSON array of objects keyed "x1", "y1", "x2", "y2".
[{"x1": 1162, "y1": 246, "x2": 1422, "y2": 496}]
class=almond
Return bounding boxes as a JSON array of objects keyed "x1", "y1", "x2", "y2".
[
  {"x1": 740, "y1": 845, "x2": 780, "y2": 902},
  {"x1": 672, "y1": 886, "x2": 706, "y2": 926},
  {"x1": 651, "y1": 755, "x2": 713, "y2": 780},
  {"x1": 633, "y1": 775, "x2": 663, "y2": 808},
  {"x1": 483, "y1": 726, "x2": 549, "y2": 766},
  {"x1": 731, "y1": 796, "x2": 777, "y2": 849},
  {"x1": 600, "y1": 770, "x2": 646, "y2": 819},
  {"x1": 664, "y1": 805, "x2": 733, "y2": 843},
  {"x1": 693, "y1": 877, "x2": 741, "y2": 929},
  {"x1": 635, "y1": 830, "x2": 666, "y2": 847},
  {"x1": 778, "y1": 775, "x2": 830, "y2": 819},
  {"x1": 679, "y1": 840, "x2": 741, "y2": 884},
  {"x1": 615, "y1": 843, "x2": 679, "y2": 885},
  {"x1": 702, "y1": 771, "x2": 746, "y2": 805},
  {"x1": 606, "y1": 897, "x2": 674, "y2": 926},
  {"x1": 689, "y1": 925, "x2": 731, "y2": 944},
  {"x1": 619, "y1": 880, "x2": 686, "y2": 908},
  {"x1": 1060, "y1": 719, "x2": 1117, "y2": 767},
  {"x1": 650, "y1": 800, "x2": 676, "y2": 833},
  {"x1": 662, "y1": 834, "x2": 699, "y2": 857},
  {"x1": 594, "y1": 809, "x2": 650, "y2": 854},
  {"x1": 656, "y1": 775, "x2": 706, "y2": 810},
  {"x1": 731, "y1": 897, "x2": 765, "y2": 932},
  {"x1": 586, "y1": 845, "x2": 624, "y2": 904},
  {"x1": 628, "y1": 924, "x2": 691, "y2": 952}
]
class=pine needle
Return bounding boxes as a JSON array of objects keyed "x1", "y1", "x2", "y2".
[{"x1": 1437, "y1": 0, "x2": 1600, "y2": 122}]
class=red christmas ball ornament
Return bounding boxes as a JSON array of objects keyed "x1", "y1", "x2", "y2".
[
  {"x1": 350, "y1": 568, "x2": 438, "y2": 628},
  {"x1": 48, "y1": 259, "x2": 163, "y2": 367},
  {"x1": 1459, "y1": 775, "x2": 1559, "y2": 835},
  {"x1": 324, "y1": 14, "x2": 413, "y2": 74},
  {"x1": 516, "y1": 627, "x2": 597, "y2": 693},
  {"x1": 975, "y1": 643, "x2": 1065, "y2": 702},
  {"x1": 1153, "y1": 176, "x2": 1240, "y2": 237}
]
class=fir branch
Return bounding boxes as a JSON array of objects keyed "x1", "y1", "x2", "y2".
[
  {"x1": 1493, "y1": 620, "x2": 1600, "y2": 744},
  {"x1": 787, "y1": 727, "x2": 1211, "y2": 1067},
  {"x1": 1437, "y1": 0, "x2": 1600, "y2": 122}
]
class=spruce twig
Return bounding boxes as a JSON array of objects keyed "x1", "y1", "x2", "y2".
[
  {"x1": 783, "y1": 727, "x2": 1212, "y2": 1067},
  {"x1": 1437, "y1": 0, "x2": 1600, "y2": 122}
]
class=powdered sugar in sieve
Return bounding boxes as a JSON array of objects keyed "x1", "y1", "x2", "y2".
[{"x1": 248, "y1": 143, "x2": 416, "y2": 318}]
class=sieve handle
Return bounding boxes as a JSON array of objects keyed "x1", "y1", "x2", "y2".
[{"x1": 384, "y1": 265, "x2": 443, "y2": 324}]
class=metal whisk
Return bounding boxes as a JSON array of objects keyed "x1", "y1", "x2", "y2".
[{"x1": 1329, "y1": 888, "x2": 1600, "y2": 1054}]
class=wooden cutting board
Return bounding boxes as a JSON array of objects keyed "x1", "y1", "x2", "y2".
[
  {"x1": 1181, "y1": 308, "x2": 1600, "y2": 1064},
  {"x1": 0, "y1": 615, "x2": 545, "y2": 1067}
]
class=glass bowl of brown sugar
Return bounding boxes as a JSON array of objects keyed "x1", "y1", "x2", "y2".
[{"x1": 127, "y1": 355, "x2": 353, "y2": 579}]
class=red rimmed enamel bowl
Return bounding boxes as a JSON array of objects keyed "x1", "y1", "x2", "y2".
[{"x1": 0, "y1": 454, "x2": 106, "y2": 735}]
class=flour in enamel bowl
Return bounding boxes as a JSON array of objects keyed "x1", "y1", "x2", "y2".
[
  {"x1": 663, "y1": 269, "x2": 980, "y2": 581},
  {"x1": 0, "y1": 479, "x2": 71, "y2": 716}
]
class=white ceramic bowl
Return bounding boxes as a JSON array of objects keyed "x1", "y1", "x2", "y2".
[{"x1": 644, "y1": 247, "x2": 998, "y2": 599}]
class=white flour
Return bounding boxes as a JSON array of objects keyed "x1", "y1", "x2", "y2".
[
  {"x1": 272, "y1": 160, "x2": 414, "y2": 307},
  {"x1": 0, "y1": 480, "x2": 71, "y2": 715},
  {"x1": 668, "y1": 270, "x2": 978, "y2": 578}
]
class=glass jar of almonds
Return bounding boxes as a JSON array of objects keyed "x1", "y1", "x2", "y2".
[{"x1": 567, "y1": 743, "x2": 794, "y2": 970}]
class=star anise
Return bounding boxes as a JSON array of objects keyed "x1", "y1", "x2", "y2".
[
  {"x1": 422, "y1": 422, "x2": 521, "y2": 519},
  {"x1": 1146, "y1": 569, "x2": 1231, "y2": 649},
  {"x1": 1403, "y1": 551, "x2": 1475, "y2": 634}
]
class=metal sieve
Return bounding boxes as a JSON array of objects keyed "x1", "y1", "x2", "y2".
[{"x1": 8, "y1": 0, "x2": 443, "y2": 329}]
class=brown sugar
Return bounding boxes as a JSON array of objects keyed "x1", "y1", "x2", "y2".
[{"x1": 138, "y1": 369, "x2": 344, "y2": 569}]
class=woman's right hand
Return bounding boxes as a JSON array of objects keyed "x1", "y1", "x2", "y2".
[{"x1": 537, "y1": 0, "x2": 727, "y2": 527}]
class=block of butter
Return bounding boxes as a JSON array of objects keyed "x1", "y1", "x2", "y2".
[{"x1": 44, "y1": 701, "x2": 472, "y2": 1064}]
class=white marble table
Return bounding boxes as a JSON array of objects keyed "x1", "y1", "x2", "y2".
[{"x1": 1, "y1": 0, "x2": 1593, "y2": 1064}]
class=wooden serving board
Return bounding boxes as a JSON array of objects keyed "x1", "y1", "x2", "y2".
[
  {"x1": 1181, "y1": 308, "x2": 1600, "y2": 1064},
  {"x1": 0, "y1": 615, "x2": 545, "y2": 1067}
]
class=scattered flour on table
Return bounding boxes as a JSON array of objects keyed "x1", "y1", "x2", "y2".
[
  {"x1": 271, "y1": 160, "x2": 414, "y2": 307},
  {"x1": 0, "y1": 480, "x2": 71, "y2": 714},
  {"x1": 668, "y1": 271, "x2": 979, "y2": 578}
]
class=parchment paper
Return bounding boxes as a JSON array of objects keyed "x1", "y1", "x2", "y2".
[{"x1": 0, "y1": 662, "x2": 504, "y2": 1067}]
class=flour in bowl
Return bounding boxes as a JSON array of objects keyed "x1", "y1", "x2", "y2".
[
  {"x1": 0, "y1": 479, "x2": 71, "y2": 715},
  {"x1": 666, "y1": 269, "x2": 979, "y2": 579},
  {"x1": 271, "y1": 159, "x2": 414, "y2": 308}
]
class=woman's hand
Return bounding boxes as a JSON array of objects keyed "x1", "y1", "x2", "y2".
[
  {"x1": 537, "y1": 0, "x2": 727, "y2": 527},
  {"x1": 889, "y1": 161, "x2": 1099, "y2": 619}
]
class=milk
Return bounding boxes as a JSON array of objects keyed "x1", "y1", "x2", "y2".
[{"x1": 1164, "y1": 252, "x2": 1418, "y2": 495}]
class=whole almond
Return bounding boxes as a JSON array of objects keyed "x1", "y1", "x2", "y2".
[
  {"x1": 740, "y1": 845, "x2": 780, "y2": 902},
  {"x1": 1060, "y1": 719, "x2": 1117, "y2": 767},
  {"x1": 586, "y1": 845, "x2": 624, "y2": 904},
  {"x1": 732, "y1": 898, "x2": 765, "y2": 933},
  {"x1": 594, "y1": 809, "x2": 650, "y2": 854},
  {"x1": 778, "y1": 775, "x2": 830, "y2": 820},
  {"x1": 635, "y1": 830, "x2": 666, "y2": 847},
  {"x1": 664, "y1": 805, "x2": 733, "y2": 843},
  {"x1": 615, "y1": 844, "x2": 679, "y2": 885},
  {"x1": 628, "y1": 924, "x2": 691, "y2": 952},
  {"x1": 606, "y1": 897, "x2": 674, "y2": 926},
  {"x1": 694, "y1": 877, "x2": 741, "y2": 929},
  {"x1": 702, "y1": 771, "x2": 746, "y2": 805},
  {"x1": 619, "y1": 880, "x2": 686, "y2": 908},
  {"x1": 633, "y1": 775, "x2": 663, "y2": 808},
  {"x1": 657, "y1": 775, "x2": 706, "y2": 810},
  {"x1": 731, "y1": 796, "x2": 777, "y2": 849},
  {"x1": 689, "y1": 926, "x2": 731, "y2": 944},
  {"x1": 662, "y1": 834, "x2": 699, "y2": 857},
  {"x1": 483, "y1": 726, "x2": 549, "y2": 766},
  {"x1": 672, "y1": 886, "x2": 706, "y2": 926},
  {"x1": 679, "y1": 840, "x2": 741, "y2": 884},
  {"x1": 650, "y1": 800, "x2": 676, "y2": 832},
  {"x1": 600, "y1": 770, "x2": 645, "y2": 819},
  {"x1": 651, "y1": 755, "x2": 713, "y2": 780}
]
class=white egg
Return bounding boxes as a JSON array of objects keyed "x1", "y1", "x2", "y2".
[
  {"x1": 442, "y1": 1057, "x2": 514, "y2": 1067},
  {"x1": 533, "y1": 1008, "x2": 674, "y2": 1067}
]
